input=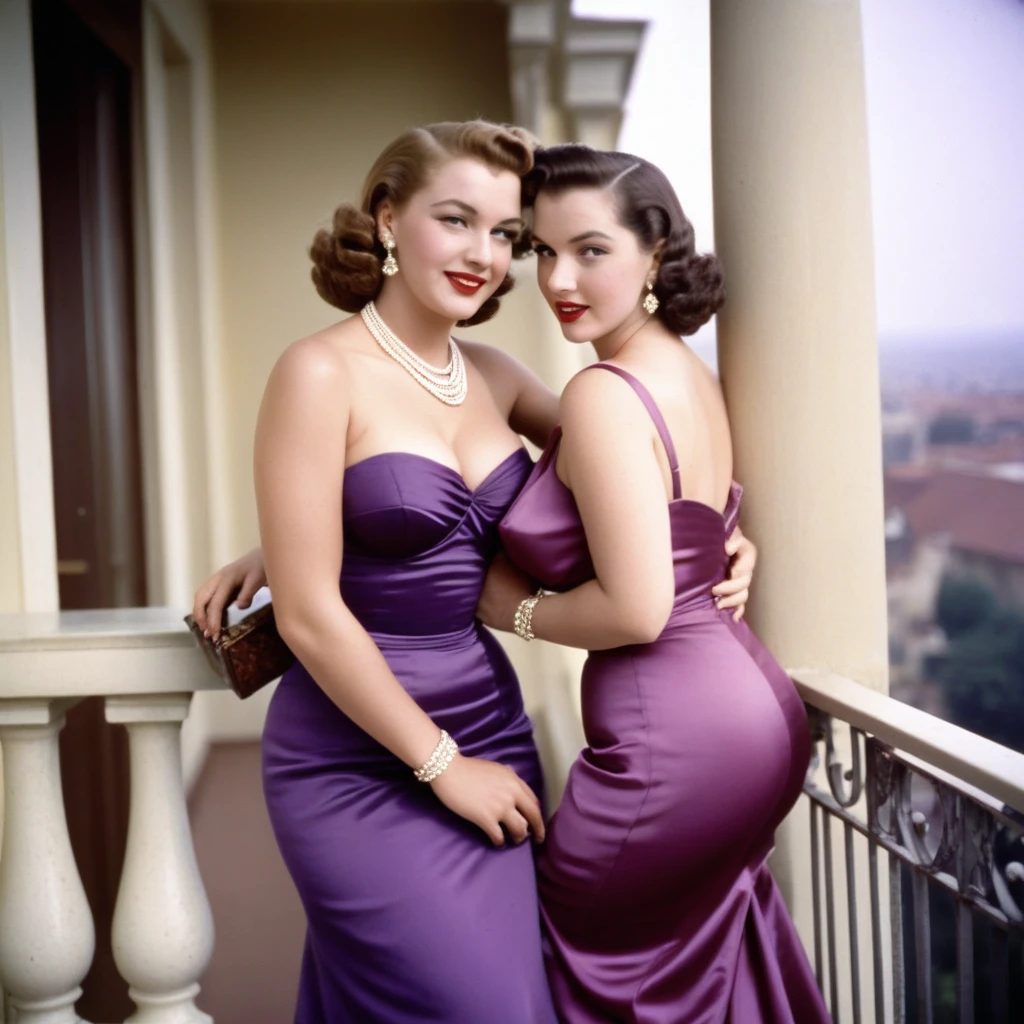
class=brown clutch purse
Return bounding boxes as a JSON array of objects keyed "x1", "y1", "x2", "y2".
[{"x1": 184, "y1": 602, "x2": 295, "y2": 699}]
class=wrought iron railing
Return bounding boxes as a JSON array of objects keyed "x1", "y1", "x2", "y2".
[{"x1": 794, "y1": 670, "x2": 1024, "y2": 1024}]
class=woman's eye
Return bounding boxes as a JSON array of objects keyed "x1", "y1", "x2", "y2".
[
  {"x1": 441, "y1": 215, "x2": 466, "y2": 227},
  {"x1": 532, "y1": 244, "x2": 554, "y2": 257},
  {"x1": 580, "y1": 246, "x2": 607, "y2": 258},
  {"x1": 492, "y1": 228, "x2": 516, "y2": 242}
]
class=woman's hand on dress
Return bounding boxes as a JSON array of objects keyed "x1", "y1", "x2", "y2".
[
  {"x1": 192, "y1": 547, "x2": 268, "y2": 641},
  {"x1": 430, "y1": 755, "x2": 546, "y2": 847},
  {"x1": 712, "y1": 526, "x2": 757, "y2": 621},
  {"x1": 476, "y1": 552, "x2": 533, "y2": 633}
]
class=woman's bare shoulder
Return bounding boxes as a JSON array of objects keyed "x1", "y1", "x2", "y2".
[
  {"x1": 559, "y1": 364, "x2": 644, "y2": 432},
  {"x1": 269, "y1": 317, "x2": 369, "y2": 389}
]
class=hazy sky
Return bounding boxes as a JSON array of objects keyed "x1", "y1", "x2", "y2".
[{"x1": 573, "y1": 0, "x2": 1024, "y2": 342}]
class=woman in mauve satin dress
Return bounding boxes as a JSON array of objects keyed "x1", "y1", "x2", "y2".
[
  {"x1": 479, "y1": 145, "x2": 831, "y2": 1024},
  {"x1": 192, "y1": 125, "x2": 758, "y2": 1023}
]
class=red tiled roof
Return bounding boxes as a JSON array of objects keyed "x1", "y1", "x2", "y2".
[
  {"x1": 883, "y1": 468, "x2": 934, "y2": 513},
  {"x1": 887, "y1": 470, "x2": 1024, "y2": 565}
]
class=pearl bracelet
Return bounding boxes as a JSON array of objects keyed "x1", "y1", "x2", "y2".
[
  {"x1": 414, "y1": 729, "x2": 459, "y2": 783},
  {"x1": 513, "y1": 589, "x2": 546, "y2": 642}
]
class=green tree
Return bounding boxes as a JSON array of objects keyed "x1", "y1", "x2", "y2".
[
  {"x1": 936, "y1": 574, "x2": 998, "y2": 638},
  {"x1": 930, "y1": 574, "x2": 1024, "y2": 753}
]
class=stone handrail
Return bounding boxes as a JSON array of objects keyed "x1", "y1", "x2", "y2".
[{"x1": 792, "y1": 668, "x2": 1024, "y2": 814}]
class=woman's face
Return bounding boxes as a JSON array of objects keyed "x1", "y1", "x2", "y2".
[
  {"x1": 531, "y1": 187, "x2": 656, "y2": 345},
  {"x1": 381, "y1": 157, "x2": 524, "y2": 324}
]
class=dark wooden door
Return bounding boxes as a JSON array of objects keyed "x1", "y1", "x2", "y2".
[{"x1": 33, "y1": 0, "x2": 144, "y2": 1019}]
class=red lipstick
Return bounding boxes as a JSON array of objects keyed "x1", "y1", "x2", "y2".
[
  {"x1": 555, "y1": 302, "x2": 589, "y2": 323},
  {"x1": 445, "y1": 272, "x2": 485, "y2": 295}
]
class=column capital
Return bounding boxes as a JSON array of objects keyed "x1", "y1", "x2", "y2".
[
  {"x1": 106, "y1": 692, "x2": 193, "y2": 725},
  {"x1": 0, "y1": 697, "x2": 78, "y2": 729}
]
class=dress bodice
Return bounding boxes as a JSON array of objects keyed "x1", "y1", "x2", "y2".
[
  {"x1": 342, "y1": 447, "x2": 533, "y2": 635},
  {"x1": 499, "y1": 365, "x2": 743, "y2": 618}
]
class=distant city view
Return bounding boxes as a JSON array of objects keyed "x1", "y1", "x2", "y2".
[
  {"x1": 881, "y1": 334, "x2": 1024, "y2": 396},
  {"x1": 881, "y1": 333, "x2": 1024, "y2": 752}
]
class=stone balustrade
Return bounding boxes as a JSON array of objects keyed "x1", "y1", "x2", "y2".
[{"x1": 0, "y1": 610, "x2": 222, "y2": 1024}]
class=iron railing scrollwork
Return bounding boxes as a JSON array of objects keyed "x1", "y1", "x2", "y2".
[{"x1": 803, "y1": 706, "x2": 1024, "y2": 1024}]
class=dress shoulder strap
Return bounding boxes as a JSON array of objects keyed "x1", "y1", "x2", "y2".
[{"x1": 587, "y1": 363, "x2": 681, "y2": 500}]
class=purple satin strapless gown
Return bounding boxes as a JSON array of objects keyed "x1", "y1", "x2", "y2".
[
  {"x1": 500, "y1": 364, "x2": 830, "y2": 1024},
  {"x1": 262, "y1": 448, "x2": 558, "y2": 1023}
]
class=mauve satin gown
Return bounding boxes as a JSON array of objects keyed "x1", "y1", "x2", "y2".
[
  {"x1": 262, "y1": 447, "x2": 558, "y2": 1023},
  {"x1": 500, "y1": 364, "x2": 830, "y2": 1024}
]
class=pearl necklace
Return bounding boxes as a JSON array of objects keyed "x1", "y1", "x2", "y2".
[{"x1": 361, "y1": 301, "x2": 468, "y2": 406}]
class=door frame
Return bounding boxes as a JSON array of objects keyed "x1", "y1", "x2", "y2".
[
  {"x1": 0, "y1": 0, "x2": 59, "y2": 614},
  {"x1": 0, "y1": 0, "x2": 228, "y2": 615}
]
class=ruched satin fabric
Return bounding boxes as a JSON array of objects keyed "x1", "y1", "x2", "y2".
[
  {"x1": 262, "y1": 448, "x2": 558, "y2": 1023},
  {"x1": 500, "y1": 365, "x2": 830, "y2": 1024}
]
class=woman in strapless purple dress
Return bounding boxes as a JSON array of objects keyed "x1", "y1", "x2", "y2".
[
  {"x1": 192, "y1": 126, "x2": 758, "y2": 1023},
  {"x1": 480, "y1": 146, "x2": 831, "y2": 1022},
  {"x1": 201, "y1": 121, "x2": 562, "y2": 1024}
]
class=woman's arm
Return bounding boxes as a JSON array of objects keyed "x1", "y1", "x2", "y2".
[
  {"x1": 255, "y1": 339, "x2": 445, "y2": 766},
  {"x1": 490, "y1": 369, "x2": 677, "y2": 651},
  {"x1": 461, "y1": 341, "x2": 559, "y2": 448},
  {"x1": 255, "y1": 338, "x2": 544, "y2": 846}
]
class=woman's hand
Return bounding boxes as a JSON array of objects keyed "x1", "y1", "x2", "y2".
[
  {"x1": 476, "y1": 552, "x2": 533, "y2": 633},
  {"x1": 712, "y1": 525, "x2": 757, "y2": 621},
  {"x1": 430, "y1": 755, "x2": 546, "y2": 847},
  {"x1": 192, "y1": 547, "x2": 268, "y2": 641}
]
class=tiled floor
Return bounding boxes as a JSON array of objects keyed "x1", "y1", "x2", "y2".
[{"x1": 189, "y1": 742, "x2": 305, "y2": 1023}]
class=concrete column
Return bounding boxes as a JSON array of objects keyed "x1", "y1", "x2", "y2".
[
  {"x1": 710, "y1": 4, "x2": 890, "y2": 1017},
  {"x1": 710, "y1": 0, "x2": 888, "y2": 691}
]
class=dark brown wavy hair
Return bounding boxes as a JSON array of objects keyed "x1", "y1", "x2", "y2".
[
  {"x1": 522, "y1": 145, "x2": 725, "y2": 336},
  {"x1": 310, "y1": 121, "x2": 536, "y2": 327}
]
